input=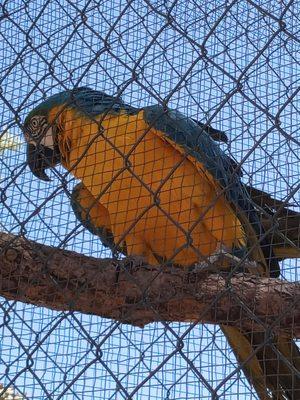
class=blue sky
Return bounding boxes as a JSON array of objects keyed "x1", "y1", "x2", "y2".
[{"x1": 0, "y1": 0, "x2": 299, "y2": 399}]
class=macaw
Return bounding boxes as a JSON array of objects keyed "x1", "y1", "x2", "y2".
[{"x1": 23, "y1": 87, "x2": 300, "y2": 399}]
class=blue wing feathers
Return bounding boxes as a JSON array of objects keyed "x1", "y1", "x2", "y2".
[
  {"x1": 143, "y1": 105, "x2": 242, "y2": 204},
  {"x1": 143, "y1": 104, "x2": 279, "y2": 277}
]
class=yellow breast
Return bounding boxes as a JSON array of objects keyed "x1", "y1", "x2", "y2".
[{"x1": 59, "y1": 108, "x2": 244, "y2": 265}]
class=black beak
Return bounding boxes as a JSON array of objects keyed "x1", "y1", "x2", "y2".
[{"x1": 27, "y1": 143, "x2": 60, "y2": 182}]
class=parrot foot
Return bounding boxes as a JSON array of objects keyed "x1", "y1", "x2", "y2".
[
  {"x1": 190, "y1": 243, "x2": 230, "y2": 274},
  {"x1": 114, "y1": 256, "x2": 148, "y2": 283},
  {"x1": 122, "y1": 255, "x2": 148, "y2": 270},
  {"x1": 212, "y1": 245, "x2": 260, "y2": 275},
  {"x1": 190, "y1": 244, "x2": 258, "y2": 275}
]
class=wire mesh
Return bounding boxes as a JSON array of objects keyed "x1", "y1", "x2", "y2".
[{"x1": 0, "y1": 0, "x2": 299, "y2": 399}]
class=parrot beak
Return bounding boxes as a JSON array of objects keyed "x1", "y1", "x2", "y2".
[{"x1": 27, "y1": 143, "x2": 60, "y2": 182}]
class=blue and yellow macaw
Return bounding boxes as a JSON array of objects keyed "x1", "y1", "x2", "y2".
[{"x1": 23, "y1": 87, "x2": 300, "y2": 399}]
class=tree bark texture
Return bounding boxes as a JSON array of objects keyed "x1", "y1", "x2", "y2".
[{"x1": 0, "y1": 232, "x2": 299, "y2": 337}]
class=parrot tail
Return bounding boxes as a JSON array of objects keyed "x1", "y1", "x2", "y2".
[
  {"x1": 247, "y1": 185, "x2": 300, "y2": 261},
  {"x1": 221, "y1": 326, "x2": 300, "y2": 400},
  {"x1": 273, "y1": 246, "x2": 300, "y2": 260}
]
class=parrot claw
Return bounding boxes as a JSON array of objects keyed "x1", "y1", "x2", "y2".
[
  {"x1": 123, "y1": 255, "x2": 148, "y2": 269},
  {"x1": 114, "y1": 256, "x2": 148, "y2": 283},
  {"x1": 190, "y1": 243, "x2": 231, "y2": 273},
  {"x1": 189, "y1": 243, "x2": 259, "y2": 275},
  {"x1": 189, "y1": 260, "x2": 219, "y2": 274}
]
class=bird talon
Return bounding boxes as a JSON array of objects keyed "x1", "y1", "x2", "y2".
[
  {"x1": 189, "y1": 261, "x2": 219, "y2": 274},
  {"x1": 190, "y1": 243, "x2": 259, "y2": 275},
  {"x1": 114, "y1": 256, "x2": 147, "y2": 283}
]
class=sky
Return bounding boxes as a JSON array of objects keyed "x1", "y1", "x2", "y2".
[{"x1": 0, "y1": 0, "x2": 299, "y2": 399}]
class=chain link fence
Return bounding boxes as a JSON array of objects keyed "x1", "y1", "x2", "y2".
[{"x1": 0, "y1": 0, "x2": 299, "y2": 399}]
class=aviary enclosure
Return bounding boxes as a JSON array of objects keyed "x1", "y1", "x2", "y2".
[{"x1": 0, "y1": 1, "x2": 299, "y2": 399}]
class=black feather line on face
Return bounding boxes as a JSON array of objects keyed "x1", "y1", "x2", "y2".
[{"x1": 25, "y1": 115, "x2": 49, "y2": 143}]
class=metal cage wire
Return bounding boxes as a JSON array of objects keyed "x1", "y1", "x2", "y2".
[{"x1": 0, "y1": 0, "x2": 299, "y2": 399}]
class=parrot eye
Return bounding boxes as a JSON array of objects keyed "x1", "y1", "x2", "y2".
[
  {"x1": 27, "y1": 115, "x2": 48, "y2": 141},
  {"x1": 31, "y1": 118, "x2": 38, "y2": 128}
]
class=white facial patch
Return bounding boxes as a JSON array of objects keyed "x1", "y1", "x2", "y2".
[
  {"x1": 40, "y1": 126, "x2": 55, "y2": 149},
  {"x1": 27, "y1": 127, "x2": 54, "y2": 148},
  {"x1": 25, "y1": 115, "x2": 55, "y2": 149}
]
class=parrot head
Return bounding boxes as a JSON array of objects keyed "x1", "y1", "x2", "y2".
[
  {"x1": 22, "y1": 90, "x2": 72, "y2": 181},
  {"x1": 23, "y1": 87, "x2": 131, "y2": 181}
]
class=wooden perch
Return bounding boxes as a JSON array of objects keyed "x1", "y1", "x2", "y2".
[{"x1": 0, "y1": 231, "x2": 299, "y2": 337}]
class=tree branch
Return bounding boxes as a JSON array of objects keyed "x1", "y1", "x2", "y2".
[{"x1": 0, "y1": 232, "x2": 299, "y2": 337}]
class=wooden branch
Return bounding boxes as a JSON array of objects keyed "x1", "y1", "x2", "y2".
[{"x1": 0, "y1": 232, "x2": 299, "y2": 337}]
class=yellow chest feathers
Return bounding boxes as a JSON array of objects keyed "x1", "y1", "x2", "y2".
[{"x1": 56, "y1": 108, "x2": 244, "y2": 265}]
